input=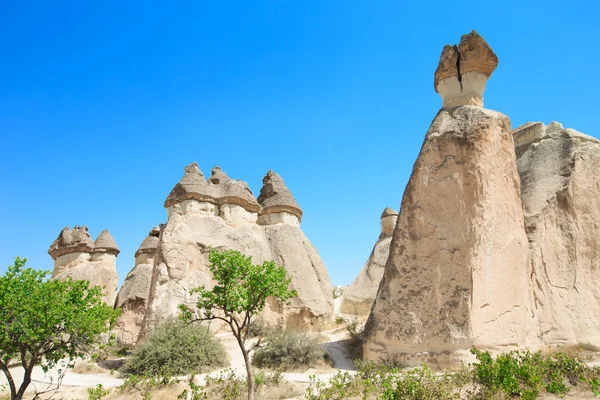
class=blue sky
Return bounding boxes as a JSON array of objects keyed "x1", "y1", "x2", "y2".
[{"x1": 1, "y1": 0, "x2": 598, "y2": 287}]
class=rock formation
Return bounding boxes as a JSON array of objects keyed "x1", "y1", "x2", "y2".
[
  {"x1": 514, "y1": 121, "x2": 600, "y2": 346},
  {"x1": 363, "y1": 32, "x2": 538, "y2": 367},
  {"x1": 138, "y1": 164, "x2": 334, "y2": 341},
  {"x1": 341, "y1": 207, "x2": 398, "y2": 315},
  {"x1": 114, "y1": 226, "x2": 160, "y2": 345},
  {"x1": 434, "y1": 30, "x2": 498, "y2": 108},
  {"x1": 48, "y1": 226, "x2": 119, "y2": 304}
]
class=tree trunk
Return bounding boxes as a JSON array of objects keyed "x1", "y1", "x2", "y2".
[
  {"x1": 239, "y1": 344, "x2": 255, "y2": 400},
  {"x1": 0, "y1": 361, "x2": 16, "y2": 400},
  {"x1": 14, "y1": 367, "x2": 32, "y2": 400}
]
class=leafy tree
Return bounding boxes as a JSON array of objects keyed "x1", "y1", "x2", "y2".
[
  {"x1": 0, "y1": 257, "x2": 121, "y2": 400},
  {"x1": 179, "y1": 249, "x2": 297, "y2": 400}
]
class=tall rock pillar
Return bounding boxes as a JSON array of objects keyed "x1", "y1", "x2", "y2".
[{"x1": 363, "y1": 31, "x2": 538, "y2": 367}]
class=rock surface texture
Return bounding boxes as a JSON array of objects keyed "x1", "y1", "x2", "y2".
[
  {"x1": 341, "y1": 208, "x2": 398, "y2": 315},
  {"x1": 114, "y1": 226, "x2": 161, "y2": 345},
  {"x1": 48, "y1": 226, "x2": 119, "y2": 305},
  {"x1": 434, "y1": 30, "x2": 498, "y2": 108},
  {"x1": 363, "y1": 103, "x2": 538, "y2": 366},
  {"x1": 515, "y1": 122, "x2": 600, "y2": 346},
  {"x1": 138, "y1": 165, "x2": 334, "y2": 342}
]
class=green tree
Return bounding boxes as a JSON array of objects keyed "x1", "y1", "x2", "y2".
[
  {"x1": 179, "y1": 249, "x2": 297, "y2": 400},
  {"x1": 0, "y1": 257, "x2": 121, "y2": 400}
]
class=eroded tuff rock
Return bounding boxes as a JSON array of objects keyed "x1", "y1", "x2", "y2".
[
  {"x1": 434, "y1": 30, "x2": 498, "y2": 108},
  {"x1": 138, "y1": 165, "x2": 334, "y2": 342},
  {"x1": 48, "y1": 226, "x2": 119, "y2": 304},
  {"x1": 363, "y1": 106, "x2": 538, "y2": 367},
  {"x1": 515, "y1": 122, "x2": 600, "y2": 346},
  {"x1": 341, "y1": 207, "x2": 398, "y2": 315},
  {"x1": 114, "y1": 226, "x2": 160, "y2": 345}
]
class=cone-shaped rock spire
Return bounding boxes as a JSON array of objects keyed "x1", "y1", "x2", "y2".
[
  {"x1": 257, "y1": 170, "x2": 302, "y2": 220},
  {"x1": 94, "y1": 230, "x2": 120, "y2": 255}
]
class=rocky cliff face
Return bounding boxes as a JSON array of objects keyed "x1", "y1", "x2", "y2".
[
  {"x1": 515, "y1": 122, "x2": 600, "y2": 346},
  {"x1": 136, "y1": 165, "x2": 334, "y2": 342},
  {"x1": 341, "y1": 207, "x2": 398, "y2": 315},
  {"x1": 114, "y1": 226, "x2": 160, "y2": 345},
  {"x1": 363, "y1": 32, "x2": 538, "y2": 366},
  {"x1": 48, "y1": 226, "x2": 119, "y2": 305}
]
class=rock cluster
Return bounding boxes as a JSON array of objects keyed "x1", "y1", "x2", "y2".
[
  {"x1": 134, "y1": 165, "x2": 334, "y2": 343},
  {"x1": 434, "y1": 30, "x2": 498, "y2": 108},
  {"x1": 48, "y1": 226, "x2": 119, "y2": 304},
  {"x1": 340, "y1": 207, "x2": 398, "y2": 315},
  {"x1": 362, "y1": 31, "x2": 600, "y2": 367}
]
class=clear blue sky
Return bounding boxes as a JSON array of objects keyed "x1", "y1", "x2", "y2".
[{"x1": 1, "y1": 1, "x2": 598, "y2": 287}]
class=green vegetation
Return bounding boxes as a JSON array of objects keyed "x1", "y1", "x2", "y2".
[
  {"x1": 121, "y1": 319, "x2": 227, "y2": 377},
  {"x1": 305, "y1": 348, "x2": 600, "y2": 399},
  {"x1": 179, "y1": 249, "x2": 297, "y2": 400},
  {"x1": 87, "y1": 384, "x2": 111, "y2": 400},
  {"x1": 178, "y1": 369, "x2": 299, "y2": 400},
  {"x1": 252, "y1": 329, "x2": 326, "y2": 370},
  {"x1": 0, "y1": 257, "x2": 120, "y2": 400}
]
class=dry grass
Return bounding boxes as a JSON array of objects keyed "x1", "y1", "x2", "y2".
[{"x1": 72, "y1": 360, "x2": 111, "y2": 375}]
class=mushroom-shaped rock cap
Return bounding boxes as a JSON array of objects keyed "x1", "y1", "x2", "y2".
[
  {"x1": 207, "y1": 166, "x2": 260, "y2": 212},
  {"x1": 94, "y1": 230, "x2": 120, "y2": 255},
  {"x1": 381, "y1": 207, "x2": 399, "y2": 219},
  {"x1": 135, "y1": 226, "x2": 161, "y2": 257},
  {"x1": 257, "y1": 170, "x2": 303, "y2": 220},
  {"x1": 434, "y1": 30, "x2": 498, "y2": 108},
  {"x1": 164, "y1": 162, "x2": 209, "y2": 208},
  {"x1": 164, "y1": 163, "x2": 260, "y2": 212},
  {"x1": 48, "y1": 226, "x2": 95, "y2": 259}
]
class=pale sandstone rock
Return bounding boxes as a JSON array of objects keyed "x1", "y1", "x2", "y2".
[
  {"x1": 341, "y1": 208, "x2": 398, "y2": 315},
  {"x1": 114, "y1": 227, "x2": 160, "y2": 345},
  {"x1": 434, "y1": 31, "x2": 498, "y2": 108},
  {"x1": 48, "y1": 227, "x2": 119, "y2": 305},
  {"x1": 257, "y1": 170, "x2": 303, "y2": 221},
  {"x1": 515, "y1": 122, "x2": 600, "y2": 346},
  {"x1": 138, "y1": 165, "x2": 334, "y2": 342},
  {"x1": 363, "y1": 106, "x2": 538, "y2": 367}
]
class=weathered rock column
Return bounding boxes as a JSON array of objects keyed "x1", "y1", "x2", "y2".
[
  {"x1": 341, "y1": 207, "x2": 398, "y2": 316},
  {"x1": 515, "y1": 122, "x2": 600, "y2": 346},
  {"x1": 114, "y1": 226, "x2": 160, "y2": 345},
  {"x1": 363, "y1": 32, "x2": 538, "y2": 367}
]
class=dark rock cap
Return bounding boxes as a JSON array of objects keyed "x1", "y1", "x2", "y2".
[
  {"x1": 94, "y1": 230, "x2": 120, "y2": 255},
  {"x1": 135, "y1": 226, "x2": 161, "y2": 257},
  {"x1": 257, "y1": 170, "x2": 303, "y2": 220},
  {"x1": 381, "y1": 207, "x2": 399, "y2": 219},
  {"x1": 434, "y1": 30, "x2": 498, "y2": 92},
  {"x1": 48, "y1": 226, "x2": 95, "y2": 259},
  {"x1": 164, "y1": 163, "x2": 260, "y2": 212}
]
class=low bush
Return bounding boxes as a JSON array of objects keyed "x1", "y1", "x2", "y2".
[
  {"x1": 252, "y1": 329, "x2": 326, "y2": 370},
  {"x1": 178, "y1": 369, "x2": 300, "y2": 400},
  {"x1": 87, "y1": 384, "x2": 111, "y2": 400},
  {"x1": 304, "y1": 349, "x2": 600, "y2": 399},
  {"x1": 121, "y1": 320, "x2": 227, "y2": 376},
  {"x1": 246, "y1": 319, "x2": 272, "y2": 338}
]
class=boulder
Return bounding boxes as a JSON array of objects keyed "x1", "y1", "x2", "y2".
[
  {"x1": 363, "y1": 104, "x2": 538, "y2": 367},
  {"x1": 48, "y1": 226, "x2": 119, "y2": 305},
  {"x1": 341, "y1": 208, "x2": 398, "y2": 315},
  {"x1": 114, "y1": 226, "x2": 160, "y2": 345},
  {"x1": 515, "y1": 122, "x2": 600, "y2": 346}
]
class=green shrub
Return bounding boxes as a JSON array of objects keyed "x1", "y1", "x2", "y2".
[
  {"x1": 252, "y1": 329, "x2": 325, "y2": 370},
  {"x1": 471, "y1": 348, "x2": 600, "y2": 399},
  {"x1": 246, "y1": 319, "x2": 272, "y2": 338},
  {"x1": 121, "y1": 320, "x2": 227, "y2": 376},
  {"x1": 87, "y1": 384, "x2": 111, "y2": 400}
]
